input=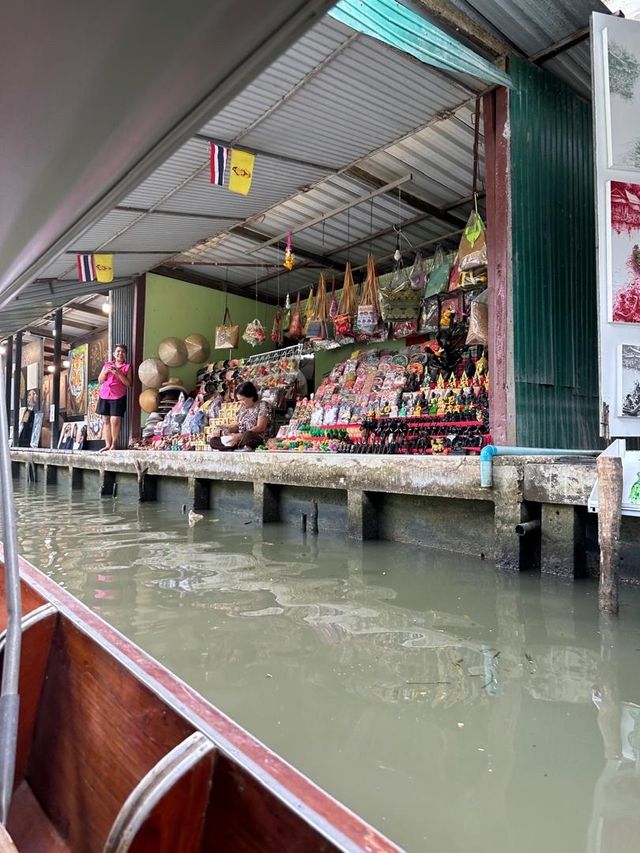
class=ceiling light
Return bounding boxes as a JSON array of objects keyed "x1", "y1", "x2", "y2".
[
  {"x1": 63, "y1": 359, "x2": 70, "y2": 368},
  {"x1": 53, "y1": 329, "x2": 57, "y2": 336},
  {"x1": 47, "y1": 365, "x2": 56, "y2": 373},
  {"x1": 102, "y1": 300, "x2": 111, "y2": 314}
]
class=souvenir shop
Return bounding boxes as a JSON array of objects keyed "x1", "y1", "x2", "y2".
[{"x1": 134, "y1": 206, "x2": 490, "y2": 456}]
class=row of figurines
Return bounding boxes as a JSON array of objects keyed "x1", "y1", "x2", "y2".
[{"x1": 367, "y1": 386, "x2": 489, "y2": 420}]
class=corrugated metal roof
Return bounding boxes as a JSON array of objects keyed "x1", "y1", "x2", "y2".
[{"x1": 0, "y1": 1, "x2": 609, "y2": 336}]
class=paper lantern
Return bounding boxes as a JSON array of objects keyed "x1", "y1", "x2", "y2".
[
  {"x1": 139, "y1": 389, "x2": 160, "y2": 413},
  {"x1": 158, "y1": 337, "x2": 187, "y2": 367},
  {"x1": 138, "y1": 357, "x2": 169, "y2": 389},
  {"x1": 185, "y1": 333, "x2": 210, "y2": 364}
]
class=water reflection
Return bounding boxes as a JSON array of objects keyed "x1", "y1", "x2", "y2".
[{"x1": 9, "y1": 482, "x2": 640, "y2": 853}]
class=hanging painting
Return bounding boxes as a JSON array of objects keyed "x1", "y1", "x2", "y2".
[
  {"x1": 606, "y1": 25, "x2": 640, "y2": 170},
  {"x1": 610, "y1": 181, "x2": 640, "y2": 323},
  {"x1": 620, "y1": 345, "x2": 640, "y2": 417},
  {"x1": 87, "y1": 381, "x2": 103, "y2": 441},
  {"x1": 30, "y1": 412, "x2": 44, "y2": 448},
  {"x1": 67, "y1": 345, "x2": 88, "y2": 415},
  {"x1": 89, "y1": 332, "x2": 108, "y2": 381}
]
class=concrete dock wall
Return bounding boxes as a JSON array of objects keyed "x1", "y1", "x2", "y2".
[{"x1": 10, "y1": 449, "x2": 640, "y2": 583}]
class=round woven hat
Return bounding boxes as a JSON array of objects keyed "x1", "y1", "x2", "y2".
[
  {"x1": 138, "y1": 358, "x2": 169, "y2": 389},
  {"x1": 139, "y1": 388, "x2": 160, "y2": 413},
  {"x1": 158, "y1": 337, "x2": 188, "y2": 367},
  {"x1": 185, "y1": 333, "x2": 210, "y2": 364}
]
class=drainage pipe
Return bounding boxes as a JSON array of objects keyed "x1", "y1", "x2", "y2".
[
  {"x1": 479, "y1": 445, "x2": 600, "y2": 489},
  {"x1": 515, "y1": 519, "x2": 541, "y2": 537}
]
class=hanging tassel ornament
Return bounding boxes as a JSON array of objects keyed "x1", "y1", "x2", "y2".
[{"x1": 283, "y1": 231, "x2": 295, "y2": 270}]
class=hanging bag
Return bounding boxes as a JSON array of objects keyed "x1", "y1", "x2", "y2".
[
  {"x1": 282, "y1": 293, "x2": 291, "y2": 331},
  {"x1": 409, "y1": 250, "x2": 428, "y2": 291},
  {"x1": 378, "y1": 256, "x2": 421, "y2": 321},
  {"x1": 458, "y1": 210, "x2": 488, "y2": 271},
  {"x1": 271, "y1": 307, "x2": 284, "y2": 345},
  {"x1": 306, "y1": 273, "x2": 334, "y2": 341},
  {"x1": 335, "y1": 262, "x2": 357, "y2": 339},
  {"x1": 425, "y1": 246, "x2": 452, "y2": 297},
  {"x1": 328, "y1": 277, "x2": 339, "y2": 320},
  {"x1": 215, "y1": 306, "x2": 239, "y2": 350},
  {"x1": 356, "y1": 254, "x2": 381, "y2": 336},
  {"x1": 242, "y1": 318, "x2": 266, "y2": 347},
  {"x1": 302, "y1": 287, "x2": 315, "y2": 336},
  {"x1": 288, "y1": 292, "x2": 303, "y2": 340}
]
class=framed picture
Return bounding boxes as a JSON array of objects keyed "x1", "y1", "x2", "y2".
[
  {"x1": 87, "y1": 381, "x2": 103, "y2": 440},
  {"x1": 610, "y1": 181, "x2": 640, "y2": 323},
  {"x1": 67, "y1": 346, "x2": 88, "y2": 415},
  {"x1": 89, "y1": 333, "x2": 109, "y2": 381},
  {"x1": 30, "y1": 412, "x2": 44, "y2": 448}
]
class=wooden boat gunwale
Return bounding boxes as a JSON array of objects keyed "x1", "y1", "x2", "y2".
[{"x1": 0, "y1": 545, "x2": 398, "y2": 853}]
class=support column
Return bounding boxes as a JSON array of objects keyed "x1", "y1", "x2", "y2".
[
  {"x1": 347, "y1": 490, "x2": 379, "y2": 541},
  {"x1": 69, "y1": 466, "x2": 83, "y2": 490},
  {"x1": 254, "y1": 482, "x2": 279, "y2": 525},
  {"x1": 540, "y1": 504, "x2": 584, "y2": 578},
  {"x1": 11, "y1": 331, "x2": 22, "y2": 445},
  {"x1": 492, "y1": 464, "x2": 527, "y2": 571},
  {"x1": 44, "y1": 465, "x2": 57, "y2": 486},
  {"x1": 99, "y1": 470, "x2": 116, "y2": 497},
  {"x1": 51, "y1": 309, "x2": 62, "y2": 448},
  {"x1": 187, "y1": 477, "x2": 209, "y2": 510},
  {"x1": 130, "y1": 276, "x2": 146, "y2": 444},
  {"x1": 4, "y1": 335, "x2": 13, "y2": 422},
  {"x1": 109, "y1": 283, "x2": 135, "y2": 448}
]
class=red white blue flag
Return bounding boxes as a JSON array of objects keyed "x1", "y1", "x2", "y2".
[
  {"x1": 210, "y1": 143, "x2": 229, "y2": 186},
  {"x1": 77, "y1": 254, "x2": 96, "y2": 282}
]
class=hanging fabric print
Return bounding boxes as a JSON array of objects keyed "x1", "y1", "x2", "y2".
[
  {"x1": 210, "y1": 143, "x2": 229, "y2": 186},
  {"x1": 611, "y1": 181, "x2": 640, "y2": 323},
  {"x1": 228, "y1": 149, "x2": 255, "y2": 195},
  {"x1": 77, "y1": 255, "x2": 96, "y2": 282}
]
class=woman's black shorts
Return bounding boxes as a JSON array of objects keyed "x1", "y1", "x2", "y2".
[{"x1": 96, "y1": 396, "x2": 127, "y2": 417}]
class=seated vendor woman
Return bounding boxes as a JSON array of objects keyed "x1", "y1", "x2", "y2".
[{"x1": 210, "y1": 381, "x2": 272, "y2": 451}]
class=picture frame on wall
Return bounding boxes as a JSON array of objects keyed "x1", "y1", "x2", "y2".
[{"x1": 30, "y1": 412, "x2": 44, "y2": 448}]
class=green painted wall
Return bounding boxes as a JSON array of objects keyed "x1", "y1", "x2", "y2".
[
  {"x1": 509, "y1": 56, "x2": 601, "y2": 449},
  {"x1": 143, "y1": 273, "x2": 277, "y2": 389}
]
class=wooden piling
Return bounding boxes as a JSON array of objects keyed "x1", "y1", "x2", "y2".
[{"x1": 597, "y1": 455, "x2": 623, "y2": 615}]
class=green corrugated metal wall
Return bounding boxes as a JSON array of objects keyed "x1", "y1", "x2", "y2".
[{"x1": 509, "y1": 56, "x2": 601, "y2": 449}]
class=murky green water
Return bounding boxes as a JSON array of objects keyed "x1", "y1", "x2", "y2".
[{"x1": 8, "y1": 483, "x2": 640, "y2": 852}]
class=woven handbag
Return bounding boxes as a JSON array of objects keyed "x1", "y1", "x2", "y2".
[
  {"x1": 378, "y1": 260, "x2": 421, "y2": 321},
  {"x1": 215, "y1": 307, "x2": 239, "y2": 349},
  {"x1": 356, "y1": 254, "x2": 381, "y2": 336}
]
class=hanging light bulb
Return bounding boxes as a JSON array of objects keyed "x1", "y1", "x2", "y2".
[
  {"x1": 47, "y1": 365, "x2": 56, "y2": 373},
  {"x1": 63, "y1": 359, "x2": 70, "y2": 368},
  {"x1": 102, "y1": 300, "x2": 111, "y2": 314}
]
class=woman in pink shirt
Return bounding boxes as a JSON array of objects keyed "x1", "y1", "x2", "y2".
[{"x1": 97, "y1": 344, "x2": 132, "y2": 451}]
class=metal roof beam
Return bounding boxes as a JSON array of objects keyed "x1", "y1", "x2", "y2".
[
  {"x1": 65, "y1": 302, "x2": 108, "y2": 318},
  {"x1": 115, "y1": 206, "x2": 243, "y2": 222},
  {"x1": 345, "y1": 166, "x2": 468, "y2": 226},
  {"x1": 249, "y1": 175, "x2": 412, "y2": 252},
  {"x1": 409, "y1": 0, "x2": 518, "y2": 57},
  {"x1": 233, "y1": 226, "x2": 345, "y2": 270},
  {"x1": 194, "y1": 134, "x2": 336, "y2": 174},
  {"x1": 529, "y1": 26, "x2": 590, "y2": 64},
  {"x1": 150, "y1": 266, "x2": 280, "y2": 306}
]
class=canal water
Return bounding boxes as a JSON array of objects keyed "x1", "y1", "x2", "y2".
[{"x1": 9, "y1": 483, "x2": 640, "y2": 852}]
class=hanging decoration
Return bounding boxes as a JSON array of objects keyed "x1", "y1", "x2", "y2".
[
  {"x1": 77, "y1": 254, "x2": 96, "y2": 282},
  {"x1": 283, "y1": 231, "x2": 295, "y2": 270}
]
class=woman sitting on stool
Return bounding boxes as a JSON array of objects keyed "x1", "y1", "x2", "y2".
[{"x1": 210, "y1": 381, "x2": 272, "y2": 451}]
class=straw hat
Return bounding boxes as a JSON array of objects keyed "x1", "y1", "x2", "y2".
[
  {"x1": 139, "y1": 389, "x2": 160, "y2": 413},
  {"x1": 138, "y1": 357, "x2": 169, "y2": 389},
  {"x1": 158, "y1": 337, "x2": 187, "y2": 367},
  {"x1": 185, "y1": 333, "x2": 210, "y2": 364}
]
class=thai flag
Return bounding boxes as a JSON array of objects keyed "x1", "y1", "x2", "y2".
[
  {"x1": 210, "y1": 143, "x2": 228, "y2": 186},
  {"x1": 77, "y1": 254, "x2": 96, "y2": 282}
]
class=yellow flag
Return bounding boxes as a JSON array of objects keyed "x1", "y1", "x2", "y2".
[
  {"x1": 228, "y1": 149, "x2": 255, "y2": 196},
  {"x1": 94, "y1": 254, "x2": 114, "y2": 284}
]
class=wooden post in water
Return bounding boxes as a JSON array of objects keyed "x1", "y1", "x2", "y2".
[{"x1": 597, "y1": 456, "x2": 623, "y2": 615}]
